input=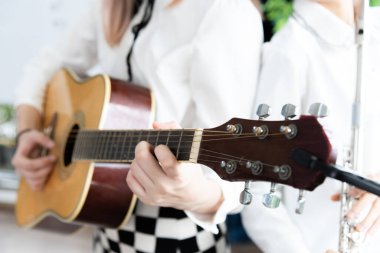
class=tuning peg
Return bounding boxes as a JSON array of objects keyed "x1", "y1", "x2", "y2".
[
  {"x1": 256, "y1": 104, "x2": 271, "y2": 119},
  {"x1": 281, "y1": 104, "x2": 297, "y2": 120},
  {"x1": 262, "y1": 182, "x2": 281, "y2": 208},
  {"x1": 308, "y1": 103, "x2": 328, "y2": 118},
  {"x1": 240, "y1": 181, "x2": 253, "y2": 205},
  {"x1": 295, "y1": 190, "x2": 306, "y2": 214}
]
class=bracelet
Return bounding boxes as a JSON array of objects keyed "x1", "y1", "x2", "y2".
[{"x1": 15, "y1": 128, "x2": 33, "y2": 147}]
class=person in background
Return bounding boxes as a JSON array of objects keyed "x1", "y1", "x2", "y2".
[
  {"x1": 11, "y1": 0, "x2": 263, "y2": 252},
  {"x1": 241, "y1": 0, "x2": 380, "y2": 252}
]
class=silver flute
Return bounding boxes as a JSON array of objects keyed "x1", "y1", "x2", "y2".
[{"x1": 338, "y1": 1, "x2": 368, "y2": 252}]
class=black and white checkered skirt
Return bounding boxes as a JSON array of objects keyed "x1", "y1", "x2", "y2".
[{"x1": 93, "y1": 202, "x2": 230, "y2": 253}]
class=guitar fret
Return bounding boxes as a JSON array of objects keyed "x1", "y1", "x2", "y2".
[
  {"x1": 86, "y1": 132, "x2": 92, "y2": 160},
  {"x1": 84, "y1": 132, "x2": 90, "y2": 159},
  {"x1": 77, "y1": 132, "x2": 85, "y2": 159},
  {"x1": 92, "y1": 132, "x2": 98, "y2": 160},
  {"x1": 99, "y1": 131, "x2": 105, "y2": 161},
  {"x1": 126, "y1": 131, "x2": 133, "y2": 161},
  {"x1": 121, "y1": 131, "x2": 127, "y2": 160},
  {"x1": 110, "y1": 131, "x2": 115, "y2": 160},
  {"x1": 146, "y1": 131, "x2": 151, "y2": 145},
  {"x1": 109, "y1": 131, "x2": 114, "y2": 161},
  {"x1": 155, "y1": 130, "x2": 160, "y2": 146},
  {"x1": 166, "y1": 130, "x2": 170, "y2": 146},
  {"x1": 110, "y1": 131, "x2": 115, "y2": 161},
  {"x1": 99, "y1": 132, "x2": 105, "y2": 161},
  {"x1": 118, "y1": 131, "x2": 124, "y2": 161},
  {"x1": 105, "y1": 132, "x2": 110, "y2": 160},
  {"x1": 116, "y1": 131, "x2": 120, "y2": 161},
  {"x1": 176, "y1": 130, "x2": 184, "y2": 159},
  {"x1": 74, "y1": 133, "x2": 80, "y2": 159},
  {"x1": 114, "y1": 131, "x2": 120, "y2": 161},
  {"x1": 87, "y1": 132, "x2": 97, "y2": 157},
  {"x1": 112, "y1": 131, "x2": 117, "y2": 161}
]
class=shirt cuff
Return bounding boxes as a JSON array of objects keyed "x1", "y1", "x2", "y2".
[{"x1": 184, "y1": 166, "x2": 244, "y2": 234}]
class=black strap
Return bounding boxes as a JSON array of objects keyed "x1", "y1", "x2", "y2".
[{"x1": 126, "y1": 0, "x2": 155, "y2": 82}]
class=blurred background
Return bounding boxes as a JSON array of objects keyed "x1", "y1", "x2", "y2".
[{"x1": 0, "y1": 1, "x2": 95, "y2": 252}]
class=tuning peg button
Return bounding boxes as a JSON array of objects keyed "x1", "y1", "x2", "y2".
[
  {"x1": 262, "y1": 183, "x2": 281, "y2": 208},
  {"x1": 256, "y1": 104, "x2": 271, "y2": 119},
  {"x1": 240, "y1": 181, "x2": 253, "y2": 205},
  {"x1": 295, "y1": 190, "x2": 306, "y2": 214},
  {"x1": 281, "y1": 104, "x2": 297, "y2": 119},
  {"x1": 308, "y1": 103, "x2": 328, "y2": 118}
]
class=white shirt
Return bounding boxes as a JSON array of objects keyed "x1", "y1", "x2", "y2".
[
  {"x1": 14, "y1": 0, "x2": 263, "y2": 233},
  {"x1": 241, "y1": 1, "x2": 380, "y2": 252}
]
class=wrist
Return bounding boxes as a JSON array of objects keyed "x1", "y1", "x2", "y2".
[
  {"x1": 184, "y1": 178, "x2": 224, "y2": 215},
  {"x1": 15, "y1": 128, "x2": 33, "y2": 146}
]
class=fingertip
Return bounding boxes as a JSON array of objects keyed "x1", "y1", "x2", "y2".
[
  {"x1": 152, "y1": 121, "x2": 160, "y2": 129},
  {"x1": 330, "y1": 193, "x2": 340, "y2": 201}
]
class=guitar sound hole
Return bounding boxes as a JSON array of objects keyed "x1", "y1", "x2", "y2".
[{"x1": 64, "y1": 124, "x2": 80, "y2": 166}]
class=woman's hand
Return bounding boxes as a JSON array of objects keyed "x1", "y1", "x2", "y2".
[
  {"x1": 331, "y1": 173, "x2": 380, "y2": 237},
  {"x1": 11, "y1": 129, "x2": 56, "y2": 191},
  {"x1": 126, "y1": 121, "x2": 223, "y2": 214}
]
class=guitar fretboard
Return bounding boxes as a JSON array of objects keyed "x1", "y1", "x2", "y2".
[{"x1": 72, "y1": 129, "x2": 197, "y2": 163}]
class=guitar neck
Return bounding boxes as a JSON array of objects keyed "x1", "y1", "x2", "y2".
[{"x1": 72, "y1": 129, "x2": 203, "y2": 163}]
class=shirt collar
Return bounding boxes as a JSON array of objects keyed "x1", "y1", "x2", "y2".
[{"x1": 293, "y1": 0, "x2": 355, "y2": 47}]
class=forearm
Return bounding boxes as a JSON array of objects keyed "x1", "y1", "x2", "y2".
[{"x1": 16, "y1": 105, "x2": 42, "y2": 132}]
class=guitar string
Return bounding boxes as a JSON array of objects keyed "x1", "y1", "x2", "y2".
[
  {"x1": 64, "y1": 132, "x2": 286, "y2": 144},
  {"x1": 62, "y1": 128, "x2": 311, "y2": 171},
  {"x1": 73, "y1": 138, "x2": 294, "y2": 168},
  {"x1": 70, "y1": 133, "x2": 297, "y2": 159},
  {"x1": 77, "y1": 147, "x2": 275, "y2": 167},
  {"x1": 65, "y1": 129, "x2": 283, "y2": 135},
  {"x1": 68, "y1": 132, "x2": 289, "y2": 160},
  {"x1": 69, "y1": 131, "x2": 318, "y2": 175}
]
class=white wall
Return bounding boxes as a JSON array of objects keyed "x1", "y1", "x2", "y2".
[{"x1": 0, "y1": 0, "x2": 92, "y2": 104}]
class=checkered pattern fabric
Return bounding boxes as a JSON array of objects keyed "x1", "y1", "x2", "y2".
[{"x1": 93, "y1": 202, "x2": 230, "y2": 253}]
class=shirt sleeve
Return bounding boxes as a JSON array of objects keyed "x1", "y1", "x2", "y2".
[
  {"x1": 184, "y1": 0, "x2": 263, "y2": 233},
  {"x1": 185, "y1": 165, "x2": 244, "y2": 234},
  {"x1": 14, "y1": 1, "x2": 99, "y2": 112}
]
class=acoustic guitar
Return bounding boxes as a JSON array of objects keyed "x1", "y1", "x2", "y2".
[{"x1": 16, "y1": 68, "x2": 334, "y2": 231}]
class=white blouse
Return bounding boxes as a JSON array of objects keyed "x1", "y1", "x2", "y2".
[
  {"x1": 15, "y1": 0, "x2": 263, "y2": 233},
  {"x1": 242, "y1": 1, "x2": 380, "y2": 253}
]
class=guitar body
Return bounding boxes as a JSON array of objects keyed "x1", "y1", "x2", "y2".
[{"x1": 16, "y1": 69, "x2": 154, "y2": 230}]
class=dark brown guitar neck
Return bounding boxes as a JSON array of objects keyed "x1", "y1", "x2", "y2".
[{"x1": 72, "y1": 129, "x2": 198, "y2": 163}]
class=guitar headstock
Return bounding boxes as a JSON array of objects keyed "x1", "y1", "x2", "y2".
[{"x1": 198, "y1": 104, "x2": 333, "y2": 192}]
